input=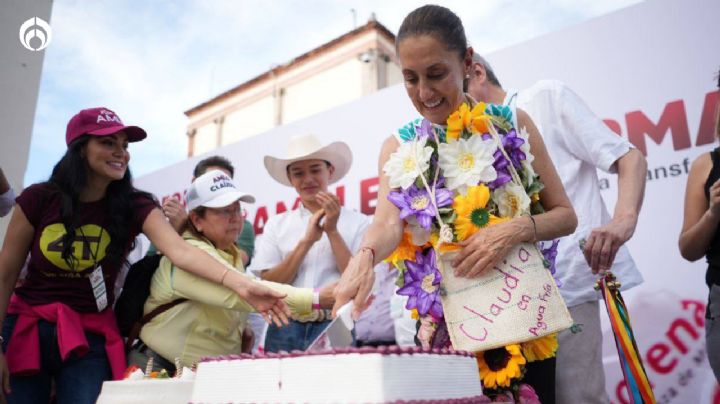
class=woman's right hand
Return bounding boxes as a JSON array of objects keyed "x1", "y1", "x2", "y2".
[
  {"x1": 0, "y1": 350, "x2": 10, "y2": 396},
  {"x1": 232, "y1": 275, "x2": 291, "y2": 328},
  {"x1": 332, "y1": 249, "x2": 375, "y2": 320}
]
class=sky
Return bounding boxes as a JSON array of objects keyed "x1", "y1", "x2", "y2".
[{"x1": 23, "y1": 0, "x2": 642, "y2": 186}]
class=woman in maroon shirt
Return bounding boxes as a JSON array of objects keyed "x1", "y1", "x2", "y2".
[{"x1": 0, "y1": 107, "x2": 290, "y2": 404}]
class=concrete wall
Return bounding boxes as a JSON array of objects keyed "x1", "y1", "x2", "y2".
[{"x1": 0, "y1": 0, "x2": 52, "y2": 242}]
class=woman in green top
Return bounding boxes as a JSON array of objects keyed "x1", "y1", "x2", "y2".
[{"x1": 134, "y1": 170, "x2": 335, "y2": 370}]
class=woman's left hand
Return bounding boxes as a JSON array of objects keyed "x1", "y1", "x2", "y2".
[{"x1": 451, "y1": 219, "x2": 526, "y2": 278}]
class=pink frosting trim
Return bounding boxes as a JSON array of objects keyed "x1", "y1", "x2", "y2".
[{"x1": 198, "y1": 345, "x2": 475, "y2": 363}]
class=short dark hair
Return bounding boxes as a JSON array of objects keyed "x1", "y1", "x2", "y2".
[
  {"x1": 472, "y1": 54, "x2": 502, "y2": 88},
  {"x1": 194, "y1": 155, "x2": 234, "y2": 178},
  {"x1": 286, "y1": 160, "x2": 331, "y2": 176},
  {"x1": 396, "y1": 5, "x2": 467, "y2": 62}
]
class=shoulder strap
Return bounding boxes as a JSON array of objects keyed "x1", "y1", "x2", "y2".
[
  {"x1": 125, "y1": 298, "x2": 187, "y2": 351},
  {"x1": 711, "y1": 148, "x2": 720, "y2": 166}
]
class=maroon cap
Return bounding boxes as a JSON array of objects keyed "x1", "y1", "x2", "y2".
[{"x1": 65, "y1": 107, "x2": 147, "y2": 146}]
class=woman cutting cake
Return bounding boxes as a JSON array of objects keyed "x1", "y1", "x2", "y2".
[{"x1": 133, "y1": 170, "x2": 336, "y2": 371}]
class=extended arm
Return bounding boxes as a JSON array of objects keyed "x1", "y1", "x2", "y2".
[
  {"x1": 142, "y1": 208, "x2": 290, "y2": 325},
  {"x1": 333, "y1": 136, "x2": 405, "y2": 317},
  {"x1": 584, "y1": 148, "x2": 647, "y2": 272}
]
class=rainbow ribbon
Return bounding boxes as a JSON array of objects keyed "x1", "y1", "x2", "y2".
[{"x1": 597, "y1": 272, "x2": 655, "y2": 404}]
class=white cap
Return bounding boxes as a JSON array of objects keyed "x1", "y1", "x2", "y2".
[{"x1": 186, "y1": 169, "x2": 255, "y2": 211}]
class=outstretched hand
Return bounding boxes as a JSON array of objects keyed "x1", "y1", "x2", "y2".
[
  {"x1": 333, "y1": 249, "x2": 375, "y2": 320},
  {"x1": 239, "y1": 280, "x2": 291, "y2": 328}
]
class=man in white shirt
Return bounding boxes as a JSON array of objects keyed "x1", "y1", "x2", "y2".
[
  {"x1": 468, "y1": 54, "x2": 647, "y2": 404},
  {"x1": 250, "y1": 134, "x2": 370, "y2": 352},
  {"x1": 0, "y1": 167, "x2": 15, "y2": 217}
]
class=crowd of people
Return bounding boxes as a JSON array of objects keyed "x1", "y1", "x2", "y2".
[{"x1": 0, "y1": 4, "x2": 717, "y2": 404}]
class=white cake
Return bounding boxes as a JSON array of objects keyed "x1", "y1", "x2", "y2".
[
  {"x1": 191, "y1": 346, "x2": 483, "y2": 403},
  {"x1": 96, "y1": 368, "x2": 196, "y2": 404},
  {"x1": 96, "y1": 379, "x2": 194, "y2": 404}
]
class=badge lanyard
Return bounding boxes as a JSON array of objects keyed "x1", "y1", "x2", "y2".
[{"x1": 79, "y1": 226, "x2": 108, "y2": 312}]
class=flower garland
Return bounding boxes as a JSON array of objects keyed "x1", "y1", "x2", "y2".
[{"x1": 384, "y1": 101, "x2": 561, "y2": 402}]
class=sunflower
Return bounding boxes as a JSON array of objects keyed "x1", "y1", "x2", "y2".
[
  {"x1": 521, "y1": 333, "x2": 559, "y2": 362},
  {"x1": 453, "y1": 185, "x2": 508, "y2": 241},
  {"x1": 476, "y1": 344, "x2": 526, "y2": 389},
  {"x1": 384, "y1": 231, "x2": 421, "y2": 268}
]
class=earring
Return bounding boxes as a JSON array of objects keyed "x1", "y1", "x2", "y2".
[{"x1": 465, "y1": 74, "x2": 470, "y2": 79}]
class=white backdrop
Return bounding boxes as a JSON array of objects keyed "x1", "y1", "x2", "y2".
[{"x1": 135, "y1": 0, "x2": 720, "y2": 401}]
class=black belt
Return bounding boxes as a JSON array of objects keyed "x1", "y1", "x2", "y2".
[{"x1": 355, "y1": 339, "x2": 396, "y2": 348}]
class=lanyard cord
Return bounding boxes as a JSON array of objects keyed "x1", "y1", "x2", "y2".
[{"x1": 78, "y1": 226, "x2": 104, "y2": 270}]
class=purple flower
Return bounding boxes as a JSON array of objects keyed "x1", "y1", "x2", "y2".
[
  {"x1": 488, "y1": 168, "x2": 513, "y2": 190},
  {"x1": 416, "y1": 118, "x2": 434, "y2": 139},
  {"x1": 387, "y1": 185, "x2": 452, "y2": 230},
  {"x1": 517, "y1": 384, "x2": 541, "y2": 404},
  {"x1": 397, "y1": 249, "x2": 443, "y2": 319},
  {"x1": 540, "y1": 239, "x2": 562, "y2": 287},
  {"x1": 502, "y1": 129, "x2": 527, "y2": 169},
  {"x1": 481, "y1": 132, "x2": 518, "y2": 190}
]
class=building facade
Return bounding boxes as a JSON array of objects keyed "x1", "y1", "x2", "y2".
[{"x1": 185, "y1": 18, "x2": 401, "y2": 156}]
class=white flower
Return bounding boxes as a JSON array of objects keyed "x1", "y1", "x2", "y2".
[
  {"x1": 493, "y1": 182, "x2": 531, "y2": 218},
  {"x1": 383, "y1": 137, "x2": 433, "y2": 190},
  {"x1": 518, "y1": 127, "x2": 536, "y2": 184},
  {"x1": 438, "y1": 135, "x2": 497, "y2": 194}
]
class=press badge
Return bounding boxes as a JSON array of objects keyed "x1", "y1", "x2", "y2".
[{"x1": 89, "y1": 265, "x2": 108, "y2": 312}]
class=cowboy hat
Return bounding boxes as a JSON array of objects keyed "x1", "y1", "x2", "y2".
[{"x1": 263, "y1": 134, "x2": 352, "y2": 187}]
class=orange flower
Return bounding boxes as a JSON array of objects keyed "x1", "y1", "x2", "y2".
[
  {"x1": 385, "y1": 231, "x2": 421, "y2": 268},
  {"x1": 446, "y1": 103, "x2": 472, "y2": 141},
  {"x1": 470, "y1": 102, "x2": 491, "y2": 134},
  {"x1": 447, "y1": 102, "x2": 490, "y2": 141}
]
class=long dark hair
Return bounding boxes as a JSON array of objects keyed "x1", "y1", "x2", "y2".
[{"x1": 48, "y1": 135, "x2": 155, "y2": 270}]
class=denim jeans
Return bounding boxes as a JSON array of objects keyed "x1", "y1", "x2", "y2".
[
  {"x1": 264, "y1": 319, "x2": 331, "y2": 352},
  {"x1": 1, "y1": 314, "x2": 112, "y2": 404}
]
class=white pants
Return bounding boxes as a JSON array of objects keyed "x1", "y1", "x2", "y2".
[{"x1": 556, "y1": 300, "x2": 610, "y2": 404}]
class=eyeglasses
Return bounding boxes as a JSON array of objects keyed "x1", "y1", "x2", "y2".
[{"x1": 207, "y1": 206, "x2": 243, "y2": 219}]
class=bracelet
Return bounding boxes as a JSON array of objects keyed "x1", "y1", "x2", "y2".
[
  {"x1": 527, "y1": 215, "x2": 538, "y2": 242},
  {"x1": 0, "y1": 335, "x2": 4, "y2": 344},
  {"x1": 312, "y1": 288, "x2": 321, "y2": 309},
  {"x1": 360, "y1": 246, "x2": 375, "y2": 261},
  {"x1": 219, "y1": 268, "x2": 230, "y2": 286}
]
